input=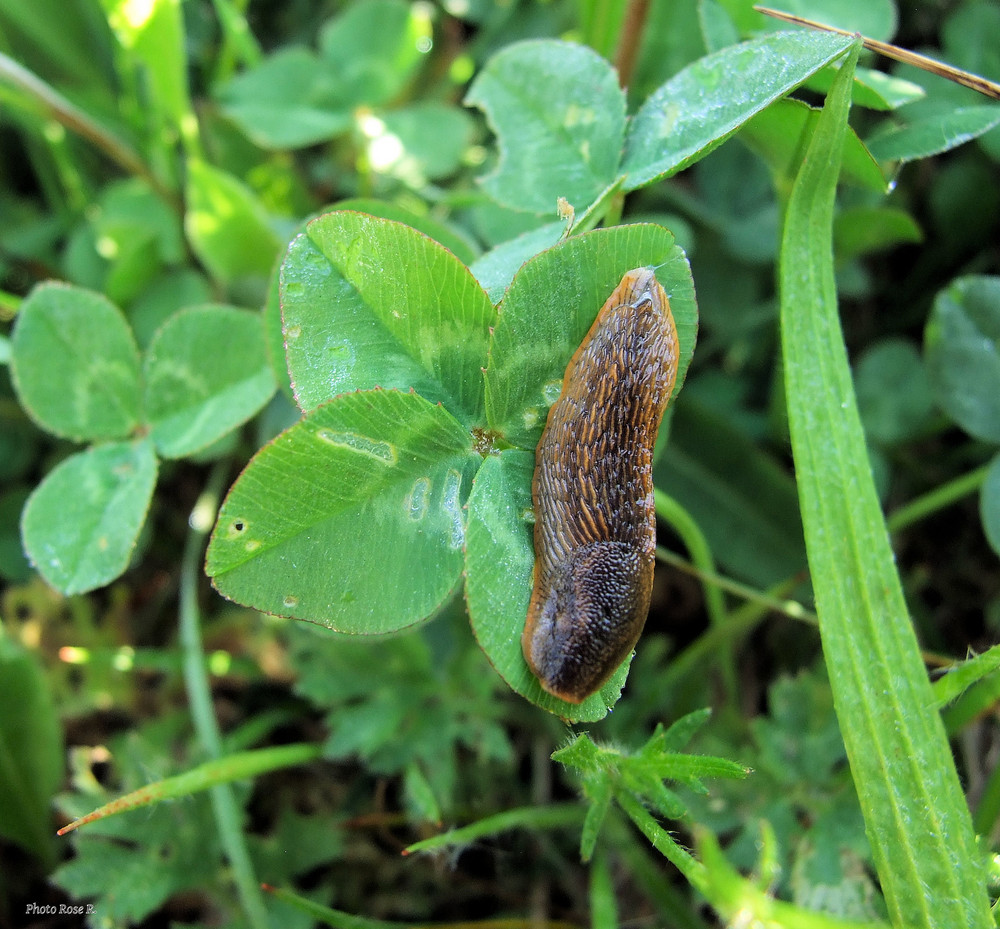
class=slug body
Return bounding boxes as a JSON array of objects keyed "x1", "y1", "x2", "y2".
[{"x1": 523, "y1": 269, "x2": 679, "y2": 703}]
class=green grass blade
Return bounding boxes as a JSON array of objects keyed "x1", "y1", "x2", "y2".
[
  {"x1": 57, "y1": 742, "x2": 321, "y2": 835},
  {"x1": 402, "y1": 803, "x2": 582, "y2": 855},
  {"x1": 778, "y1": 39, "x2": 990, "y2": 929}
]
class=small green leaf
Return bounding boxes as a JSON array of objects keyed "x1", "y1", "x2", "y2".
[
  {"x1": 806, "y1": 64, "x2": 925, "y2": 111},
  {"x1": 217, "y1": 47, "x2": 353, "y2": 149},
  {"x1": 866, "y1": 105, "x2": 1000, "y2": 163},
  {"x1": 580, "y1": 777, "x2": 612, "y2": 862},
  {"x1": 11, "y1": 283, "x2": 141, "y2": 441},
  {"x1": 924, "y1": 275, "x2": 1000, "y2": 443},
  {"x1": 317, "y1": 0, "x2": 429, "y2": 109},
  {"x1": 834, "y1": 206, "x2": 922, "y2": 261},
  {"x1": 185, "y1": 159, "x2": 282, "y2": 286},
  {"x1": 740, "y1": 98, "x2": 887, "y2": 195},
  {"x1": 778, "y1": 0, "x2": 897, "y2": 39},
  {"x1": 661, "y1": 708, "x2": 712, "y2": 752},
  {"x1": 206, "y1": 389, "x2": 479, "y2": 632},
  {"x1": 54, "y1": 788, "x2": 220, "y2": 927},
  {"x1": 403, "y1": 763, "x2": 441, "y2": 825},
  {"x1": 464, "y1": 450, "x2": 630, "y2": 721},
  {"x1": 80, "y1": 179, "x2": 186, "y2": 306},
  {"x1": 0, "y1": 637, "x2": 63, "y2": 868},
  {"x1": 465, "y1": 39, "x2": 627, "y2": 213},
  {"x1": 281, "y1": 212, "x2": 494, "y2": 423},
  {"x1": 468, "y1": 221, "x2": 565, "y2": 304},
  {"x1": 403, "y1": 803, "x2": 583, "y2": 856},
  {"x1": 623, "y1": 30, "x2": 855, "y2": 190},
  {"x1": 21, "y1": 438, "x2": 158, "y2": 595},
  {"x1": 129, "y1": 269, "x2": 214, "y2": 349},
  {"x1": 373, "y1": 103, "x2": 475, "y2": 182},
  {"x1": 0, "y1": 490, "x2": 32, "y2": 583},
  {"x1": 216, "y1": 1, "x2": 430, "y2": 150},
  {"x1": 854, "y1": 338, "x2": 934, "y2": 446},
  {"x1": 144, "y1": 305, "x2": 277, "y2": 458},
  {"x1": 700, "y1": 0, "x2": 740, "y2": 54},
  {"x1": 485, "y1": 224, "x2": 697, "y2": 449},
  {"x1": 980, "y1": 453, "x2": 1000, "y2": 558}
]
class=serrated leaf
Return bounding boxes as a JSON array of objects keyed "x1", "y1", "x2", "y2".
[
  {"x1": 332, "y1": 198, "x2": 479, "y2": 267},
  {"x1": 54, "y1": 793, "x2": 220, "y2": 926},
  {"x1": 465, "y1": 39, "x2": 627, "y2": 213},
  {"x1": 281, "y1": 211, "x2": 494, "y2": 423},
  {"x1": 11, "y1": 282, "x2": 141, "y2": 441},
  {"x1": 924, "y1": 275, "x2": 1000, "y2": 443},
  {"x1": 206, "y1": 389, "x2": 479, "y2": 632},
  {"x1": 580, "y1": 777, "x2": 612, "y2": 862},
  {"x1": 933, "y1": 641, "x2": 1000, "y2": 710},
  {"x1": 403, "y1": 763, "x2": 441, "y2": 824},
  {"x1": 660, "y1": 708, "x2": 712, "y2": 752},
  {"x1": 21, "y1": 438, "x2": 158, "y2": 595},
  {"x1": 485, "y1": 224, "x2": 697, "y2": 450},
  {"x1": 623, "y1": 31, "x2": 855, "y2": 190},
  {"x1": 144, "y1": 305, "x2": 276, "y2": 458}
]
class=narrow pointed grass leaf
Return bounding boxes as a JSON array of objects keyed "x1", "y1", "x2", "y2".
[
  {"x1": 402, "y1": 803, "x2": 582, "y2": 855},
  {"x1": 932, "y1": 643, "x2": 1000, "y2": 710},
  {"x1": 779, "y1": 39, "x2": 991, "y2": 928},
  {"x1": 58, "y1": 743, "x2": 321, "y2": 834}
]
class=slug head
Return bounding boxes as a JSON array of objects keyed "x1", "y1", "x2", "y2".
[{"x1": 523, "y1": 541, "x2": 653, "y2": 703}]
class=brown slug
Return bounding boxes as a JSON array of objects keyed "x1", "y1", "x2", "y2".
[{"x1": 523, "y1": 268, "x2": 679, "y2": 703}]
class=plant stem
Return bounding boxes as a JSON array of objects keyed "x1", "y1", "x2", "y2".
[
  {"x1": 887, "y1": 463, "x2": 990, "y2": 532},
  {"x1": 655, "y1": 545, "x2": 817, "y2": 624},
  {"x1": 654, "y1": 490, "x2": 736, "y2": 702},
  {"x1": 0, "y1": 52, "x2": 176, "y2": 207},
  {"x1": 180, "y1": 462, "x2": 269, "y2": 929},
  {"x1": 615, "y1": 791, "x2": 706, "y2": 891},
  {"x1": 615, "y1": 0, "x2": 651, "y2": 88},
  {"x1": 209, "y1": 0, "x2": 263, "y2": 83}
]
